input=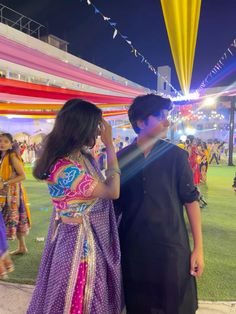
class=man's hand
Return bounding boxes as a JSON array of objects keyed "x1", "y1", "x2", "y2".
[{"x1": 190, "y1": 248, "x2": 204, "y2": 277}]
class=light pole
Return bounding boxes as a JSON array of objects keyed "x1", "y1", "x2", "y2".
[
  {"x1": 228, "y1": 96, "x2": 235, "y2": 166},
  {"x1": 220, "y1": 96, "x2": 236, "y2": 166}
]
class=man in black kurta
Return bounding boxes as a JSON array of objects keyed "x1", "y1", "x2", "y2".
[{"x1": 115, "y1": 94, "x2": 204, "y2": 314}]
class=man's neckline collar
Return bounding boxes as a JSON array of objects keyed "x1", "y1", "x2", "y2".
[{"x1": 131, "y1": 137, "x2": 166, "y2": 155}]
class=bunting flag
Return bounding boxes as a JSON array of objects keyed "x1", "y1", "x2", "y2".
[
  {"x1": 160, "y1": 0, "x2": 202, "y2": 95},
  {"x1": 103, "y1": 16, "x2": 111, "y2": 21},
  {"x1": 198, "y1": 38, "x2": 236, "y2": 91},
  {"x1": 82, "y1": 0, "x2": 181, "y2": 96},
  {"x1": 113, "y1": 29, "x2": 118, "y2": 39}
]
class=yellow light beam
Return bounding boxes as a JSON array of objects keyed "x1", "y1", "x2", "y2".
[{"x1": 161, "y1": 0, "x2": 201, "y2": 94}]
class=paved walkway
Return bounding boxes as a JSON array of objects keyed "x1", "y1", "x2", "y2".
[{"x1": 0, "y1": 281, "x2": 235, "y2": 314}]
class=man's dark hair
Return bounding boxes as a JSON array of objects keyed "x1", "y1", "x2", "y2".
[
  {"x1": 128, "y1": 94, "x2": 172, "y2": 134},
  {"x1": 187, "y1": 135, "x2": 195, "y2": 144}
]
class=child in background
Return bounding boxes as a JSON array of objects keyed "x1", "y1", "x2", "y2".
[{"x1": 233, "y1": 172, "x2": 236, "y2": 192}]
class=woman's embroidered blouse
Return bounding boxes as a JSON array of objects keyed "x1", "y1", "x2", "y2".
[{"x1": 47, "y1": 158, "x2": 98, "y2": 218}]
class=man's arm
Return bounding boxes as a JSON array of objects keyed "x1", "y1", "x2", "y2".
[{"x1": 185, "y1": 201, "x2": 204, "y2": 278}]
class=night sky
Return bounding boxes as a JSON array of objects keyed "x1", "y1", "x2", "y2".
[{"x1": 1, "y1": 0, "x2": 236, "y2": 92}]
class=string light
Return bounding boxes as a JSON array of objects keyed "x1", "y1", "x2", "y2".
[
  {"x1": 83, "y1": 0, "x2": 181, "y2": 96},
  {"x1": 198, "y1": 38, "x2": 236, "y2": 91}
]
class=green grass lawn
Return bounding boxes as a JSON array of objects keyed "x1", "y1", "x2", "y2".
[
  {"x1": 196, "y1": 165, "x2": 236, "y2": 301},
  {"x1": 5, "y1": 164, "x2": 236, "y2": 301}
]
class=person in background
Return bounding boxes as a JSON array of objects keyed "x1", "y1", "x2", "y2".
[
  {"x1": 97, "y1": 147, "x2": 107, "y2": 171},
  {"x1": 12, "y1": 140, "x2": 20, "y2": 155},
  {"x1": 123, "y1": 136, "x2": 130, "y2": 148},
  {"x1": 114, "y1": 135, "x2": 122, "y2": 152},
  {"x1": 19, "y1": 143, "x2": 26, "y2": 156},
  {"x1": 115, "y1": 94, "x2": 204, "y2": 314},
  {"x1": 0, "y1": 133, "x2": 31, "y2": 255},
  {"x1": 224, "y1": 142, "x2": 229, "y2": 157},
  {"x1": 118, "y1": 141, "x2": 124, "y2": 151},
  {"x1": 188, "y1": 139, "x2": 201, "y2": 187},
  {"x1": 187, "y1": 138, "x2": 207, "y2": 208},
  {"x1": 200, "y1": 142, "x2": 209, "y2": 183},
  {"x1": 21, "y1": 141, "x2": 29, "y2": 163},
  {"x1": 209, "y1": 142, "x2": 219, "y2": 165},
  {"x1": 217, "y1": 141, "x2": 225, "y2": 162},
  {"x1": 232, "y1": 172, "x2": 236, "y2": 192},
  {"x1": 177, "y1": 139, "x2": 186, "y2": 150},
  {"x1": 28, "y1": 99, "x2": 122, "y2": 314}
]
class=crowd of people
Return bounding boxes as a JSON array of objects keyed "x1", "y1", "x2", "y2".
[
  {"x1": 12, "y1": 141, "x2": 42, "y2": 164},
  {"x1": 5, "y1": 133, "x2": 229, "y2": 190},
  {"x1": 177, "y1": 138, "x2": 228, "y2": 185},
  {"x1": 94, "y1": 133, "x2": 228, "y2": 189},
  {"x1": 1, "y1": 93, "x2": 232, "y2": 313}
]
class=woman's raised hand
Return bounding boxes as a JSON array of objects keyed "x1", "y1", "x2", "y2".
[{"x1": 100, "y1": 119, "x2": 113, "y2": 148}]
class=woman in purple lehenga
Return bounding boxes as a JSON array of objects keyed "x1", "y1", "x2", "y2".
[{"x1": 28, "y1": 99, "x2": 122, "y2": 314}]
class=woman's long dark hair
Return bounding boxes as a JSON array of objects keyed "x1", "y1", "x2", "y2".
[{"x1": 33, "y1": 99, "x2": 102, "y2": 180}]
